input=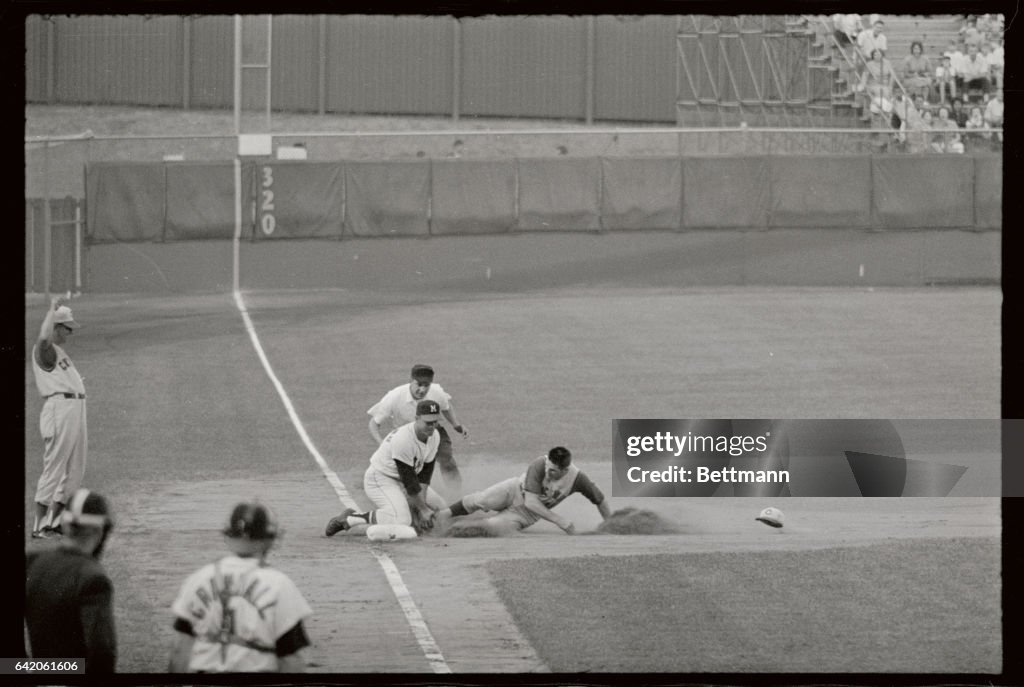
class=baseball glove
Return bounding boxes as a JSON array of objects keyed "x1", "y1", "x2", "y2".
[{"x1": 410, "y1": 508, "x2": 435, "y2": 535}]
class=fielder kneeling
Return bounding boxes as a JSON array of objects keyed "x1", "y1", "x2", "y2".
[
  {"x1": 435, "y1": 446, "x2": 612, "y2": 536},
  {"x1": 325, "y1": 399, "x2": 447, "y2": 539}
]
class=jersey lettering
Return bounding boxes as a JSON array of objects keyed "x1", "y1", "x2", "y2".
[{"x1": 186, "y1": 564, "x2": 277, "y2": 659}]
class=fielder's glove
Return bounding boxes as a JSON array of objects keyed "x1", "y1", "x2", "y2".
[{"x1": 411, "y1": 508, "x2": 435, "y2": 535}]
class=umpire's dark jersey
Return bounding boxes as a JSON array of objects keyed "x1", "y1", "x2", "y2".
[{"x1": 26, "y1": 547, "x2": 117, "y2": 673}]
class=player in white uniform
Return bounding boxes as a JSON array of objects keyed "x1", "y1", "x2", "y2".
[
  {"x1": 434, "y1": 447, "x2": 612, "y2": 536},
  {"x1": 367, "y1": 364, "x2": 468, "y2": 498},
  {"x1": 325, "y1": 399, "x2": 448, "y2": 536},
  {"x1": 31, "y1": 295, "x2": 88, "y2": 539},
  {"x1": 169, "y1": 502, "x2": 313, "y2": 673}
]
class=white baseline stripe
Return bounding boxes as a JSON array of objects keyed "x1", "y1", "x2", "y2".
[
  {"x1": 369, "y1": 547, "x2": 452, "y2": 673},
  {"x1": 231, "y1": 286, "x2": 451, "y2": 673},
  {"x1": 231, "y1": 290, "x2": 356, "y2": 507}
]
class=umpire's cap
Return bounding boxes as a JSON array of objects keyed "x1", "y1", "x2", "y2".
[
  {"x1": 62, "y1": 488, "x2": 113, "y2": 530},
  {"x1": 410, "y1": 364, "x2": 434, "y2": 381},
  {"x1": 223, "y1": 502, "x2": 279, "y2": 540}
]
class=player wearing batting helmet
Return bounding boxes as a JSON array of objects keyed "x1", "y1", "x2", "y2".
[{"x1": 169, "y1": 502, "x2": 313, "y2": 673}]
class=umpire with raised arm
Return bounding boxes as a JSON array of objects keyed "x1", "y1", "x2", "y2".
[{"x1": 25, "y1": 489, "x2": 117, "y2": 673}]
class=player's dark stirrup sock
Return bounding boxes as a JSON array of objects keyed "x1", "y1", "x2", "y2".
[{"x1": 448, "y1": 501, "x2": 469, "y2": 517}]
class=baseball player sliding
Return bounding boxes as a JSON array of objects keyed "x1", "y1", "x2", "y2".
[
  {"x1": 326, "y1": 399, "x2": 447, "y2": 537},
  {"x1": 30, "y1": 294, "x2": 87, "y2": 539},
  {"x1": 367, "y1": 364, "x2": 468, "y2": 498},
  {"x1": 435, "y1": 446, "x2": 612, "y2": 536}
]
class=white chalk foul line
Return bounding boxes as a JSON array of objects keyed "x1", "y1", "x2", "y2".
[
  {"x1": 369, "y1": 547, "x2": 452, "y2": 673},
  {"x1": 231, "y1": 288, "x2": 451, "y2": 674}
]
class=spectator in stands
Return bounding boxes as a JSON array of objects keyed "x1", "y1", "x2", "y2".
[
  {"x1": 935, "y1": 54, "x2": 958, "y2": 104},
  {"x1": 950, "y1": 97, "x2": 969, "y2": 128},
  {"x1": 933, "y1": 105, "x2": 963, "y2": 152},
  {"x1": 831, "y1": 13, "x2": 861, "y2": 46},
  {"x1": 944, "y1": 40, "x2": 967, "y2": 93},
  {"x1": 902, "y1": 42, "x2": 933, "y2": 102},
  {"x1": 857, "y1": 18, "x2": 887, "y2": 59},
  {"x1": 911, "y1": 93, "x2": 931, "y2": 120},
  {"x1": 984, "y1": 39, "x2": 1003, "y2": 89},
  {"x1": 965, "y1": 105, "x2": 990, "y2": 149},
  {"x1": 976, "y1": 14, "x2": 999, "y2": 36},
  {"x1": 984, "y1": 89, "x2": 1003, "y2": 141},
  {"x1": 859, "y1": 48, "x2": 894, "y2": 115},
  {"x1": 934, "y1": 105, "x2": 957, "y2": 130},
  {"x1": 961, "y1": 16, "x2": 983, "y2": 47},
  {"x1": 959, "y1": 43, "x2": 992, "y2": 98},
  {"x1": 899, "y1": 103, "x2": 930, "y2": 154}
]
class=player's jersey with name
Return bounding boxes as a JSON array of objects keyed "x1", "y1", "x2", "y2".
[
  {"x1": 369, "y1": 422, "x2": 440, "y2": 480},
  {"x1": 520, "y1": 456, "x2": 605, "y2": 509},
  {"x1": 367, "y1": 383, "x2": 452, "y2": 432},
  {"x1": 32, "y1": 343, "x2": 85, "y2": 398},
  {"x1": 171, "y1": 555, "x2": 312, "y2": 673}
]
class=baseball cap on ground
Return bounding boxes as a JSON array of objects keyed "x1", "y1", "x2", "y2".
[
  {"x1": 54, "y1": 306, "x2": 78, "y2": 329},
  {"x1": 416, "y1": 399, "x2": 441, "y2": 421},
  {"x1": 61, "y1": 488, "x2": 112, "y2": 529},
  {"x1": 223, "y1": 502, "x2": 279, "y2": 540},
  {"x1": 410, "y1": 364, "x2": 434, "y2": 380}
]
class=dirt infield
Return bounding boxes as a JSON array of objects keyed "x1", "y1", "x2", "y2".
[
  {"x1": 74, "y1": 470, "x2": 1000, "y2": 673},
  {"x1": 23, "y1": 286, "x2": 1001, "y2": 674}
]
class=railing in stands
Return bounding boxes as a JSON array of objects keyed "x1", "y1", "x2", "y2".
[{"x1": 809, "y1": 15, "x2": 912, "y2": 127}]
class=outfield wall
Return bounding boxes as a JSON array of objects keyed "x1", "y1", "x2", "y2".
[
  {"x1": 66, "y1": 154, "x2": 1002, "y2": 292},
  {"x1": 83, "y1": 155, "x2": 1002, "y2": 242}
]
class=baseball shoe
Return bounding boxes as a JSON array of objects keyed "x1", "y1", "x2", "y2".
[
  {"x1": 33, "y1": 527, "x2": 61, "y2": 540},
  {"x1": 325, "y1": 508, "x2": 354, "y2": 537}
]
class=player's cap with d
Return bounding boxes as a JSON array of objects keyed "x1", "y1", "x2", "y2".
[
  {"x1": 54, "y1": 306, "x2": 78, "y2": 329},
  {"x1": 223, "y1": 501, "x2": 279, "y2": 540},
  {"x1": 416, "y1": 399, "x2": 442, "y2": 421}
]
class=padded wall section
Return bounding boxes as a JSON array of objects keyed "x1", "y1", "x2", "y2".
[
  {"x1": 769, "y1": 156, "x2": 872, "y2": 227},
  {"x1": 430, "y1": 159, "x2": 517, "y2": 235},
  {"x1": 973, "y1": 155, "x2": 1002, "y2": 230},
  {"x1": 165, "y1": 162, "x2": 256, "y2": 240},
  {"x1": 345, "y1": 161, "x2": 430, "y2": 237},
  {"x1": 682, "y1": 157, "x2": 769, "y2": 228},
  {"x1": 517, "y1": 158, "x2": 601, "y2": 231},
  {"x1": 85, "y1": 163, "x2": 165, "y2": 243},
  {"x1": 600, "y1": 157, "x2": 682, "y2": 230},
  {"x1": 872, "y1": 156, "x2": 975, "y2": 228},
  {"x1": 252, "y1": 162, "x2": 344, "y2": 240}
]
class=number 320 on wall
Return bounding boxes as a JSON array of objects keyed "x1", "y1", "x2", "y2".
[{"x1": 260, "y1": 166, "x2": 276, "y2": 235}]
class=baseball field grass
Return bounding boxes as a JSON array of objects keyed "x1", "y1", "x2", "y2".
[
  {"x1": 23, "y1": 284, "x2": 1001, "y2": 674},
  {"x1": 489, "y1": 537, "x2": 1001, "y2": 672},
  {"x1": 23, "y1": 104, "x2": 1002, "y2": 676}
]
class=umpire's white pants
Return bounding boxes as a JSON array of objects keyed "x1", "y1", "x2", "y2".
[{"x1": 362, "y1": 466, "x2": 445, "y2": 526}]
